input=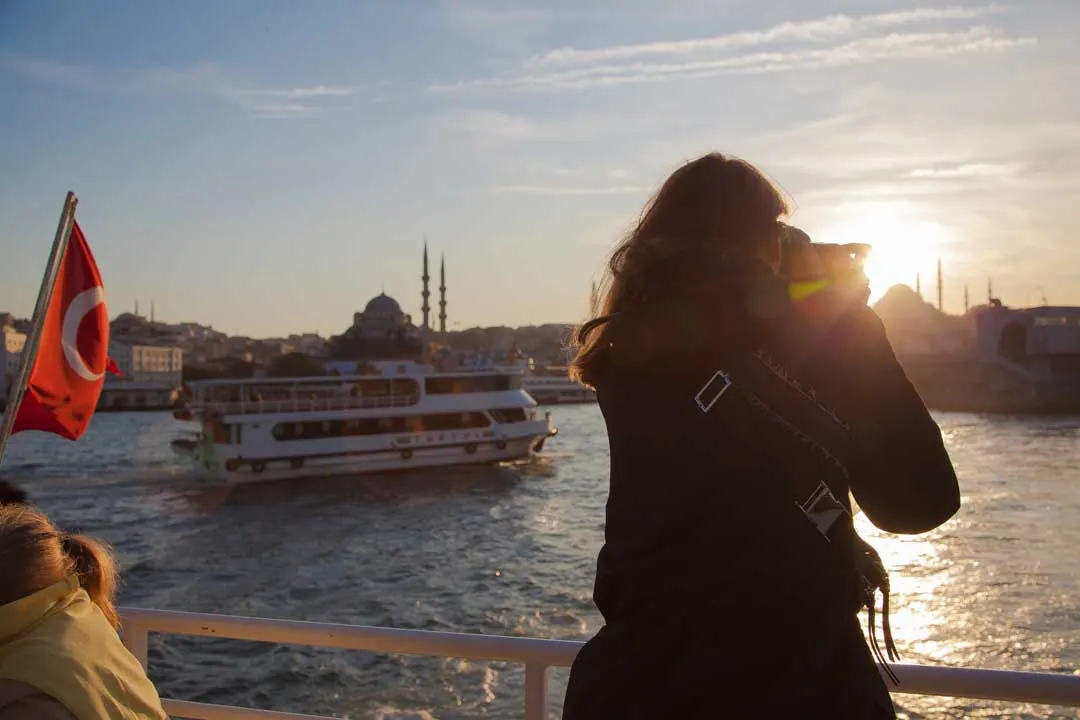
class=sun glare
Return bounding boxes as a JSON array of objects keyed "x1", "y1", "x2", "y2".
[{"x1": 817, "y1": 201, "x2": 951, "y2": 304}]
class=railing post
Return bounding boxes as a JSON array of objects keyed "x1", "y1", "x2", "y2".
[
  {"x1": 121, "y1": 618, "x2": 150, "y2": 672},
  {"x1": 524, "y1": 663, "x2": 549, "y2": 720}
]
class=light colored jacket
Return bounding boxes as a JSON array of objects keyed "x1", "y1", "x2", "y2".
[{"x1": 0, "y1": 576, "x2": 167, "y2": 720}]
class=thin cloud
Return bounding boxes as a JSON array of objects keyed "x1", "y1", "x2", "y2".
[
  {"x1": 534, "y1": 27, "x2": 998, "y2": 84},
  {"x1": 0, "y1": 55, "x2": 355, "y2": 118},
  {"x1": 0, "y1": 55, "x2": 109, "y2": 93},
  {"x1": 441, "y1": 108, "x2": 666, "y2": 147},
  {"x1": 439, "y1": 0, "x2": 551, "y2": 54},
  {"x1": 434, "y1": 27, "x2": 1034, "y2": 93},
  {"x1": 248, "y1": 103, "x2": 323, "y2": 119},
  {"x1": 448, "y1": 109, "x2": 538, "y2": 146},
  {"x1": 526, "y1": 4, "x2": 1011, "y2": 68},
  {"x1": 755, "y1": 114, "x2": 1073, "y2": 207},
  {"x1": 240, "y1": 85, "x2": 359, "y2": 99},
  {"x1": 909, "y1": 162, "x2": 1025, "y2": 178}
]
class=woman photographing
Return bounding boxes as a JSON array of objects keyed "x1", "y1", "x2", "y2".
[{"x1": 563, "y1": 153, "x2": 960, "y2": 719}]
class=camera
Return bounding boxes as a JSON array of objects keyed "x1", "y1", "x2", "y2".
[{"x1": 779, "y1": 224, "x2": 871, "y2": 302}]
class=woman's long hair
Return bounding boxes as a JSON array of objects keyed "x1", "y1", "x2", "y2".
[
  {"x1": 570, "y1": 153, "x2": 790, "y2": 387},
  {"x1": 0, "y1": 505, "x2": 120, "y2": 630}
]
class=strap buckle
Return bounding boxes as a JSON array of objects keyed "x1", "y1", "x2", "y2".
[
  {"x1": 799, "y1": 481, "x2": 848, "y2": 538},
  {"x1": 694, "y1": 370, "x2": 733, "y2": 414}
]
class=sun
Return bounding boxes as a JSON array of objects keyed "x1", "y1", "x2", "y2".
[{"x1": 816, "y1": 201, "x2": 951, "y2": 304}]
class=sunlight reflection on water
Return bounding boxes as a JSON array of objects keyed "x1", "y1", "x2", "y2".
[{"x1": 854, "y1": 414, "x2": 1080, "y2": 718}]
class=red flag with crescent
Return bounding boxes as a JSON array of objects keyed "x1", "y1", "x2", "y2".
[{"x1": 10, "y1": 220, "x2": 120, "y2": 440}]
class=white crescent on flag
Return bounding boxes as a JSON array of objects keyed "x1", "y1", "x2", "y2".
[{"x1": 61, "y1": 285, "x2": 107, "y2": 382}]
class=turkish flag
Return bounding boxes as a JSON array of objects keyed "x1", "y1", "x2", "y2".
[{"x1": 11, "y1": 220, "x2": 119, "y2": 440}]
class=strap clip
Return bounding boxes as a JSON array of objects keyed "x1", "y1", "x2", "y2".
[
  {"x1": 799, "y1": 481, "x2": 849, "y2": 538},
  {"x1": 694, "y1": 370, "x2": 733, "y2": 414}
]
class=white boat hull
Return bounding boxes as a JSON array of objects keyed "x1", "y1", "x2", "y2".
[{"x1": 172, "y1": 420, "x2": 554, "y2": 484}]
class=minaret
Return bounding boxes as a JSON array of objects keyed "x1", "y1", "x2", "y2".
[
  {"x1": 964, "y1": 283, "x2": 970, "y2": 313},
  {"x1": 438, "y1": 255, "x2": 447, "y2": 334},
  {"x1": 135, "y1": 298, "x2": 139, "y2": 317},
  {"x1": 936, "y1": 258, "x2": 943, "y2": 312},
  {"x1": 987, "y1": 278, "x2": 993, "y2": 302},
  {"x1": 421, "y1": 241, "x2": 431, "y2": 332},
  {"x1": 915, "y1": 273, "x2": 921, "y2": 298},
  {"x1": 150, "y1": 300, "x2": 155, "y2": 324}
]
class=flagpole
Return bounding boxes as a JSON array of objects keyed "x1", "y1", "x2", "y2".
[{"x1": 0, "y1": 191, "x2": 79, "y2": 468}]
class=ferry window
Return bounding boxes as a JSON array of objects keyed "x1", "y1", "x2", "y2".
[
  {"x1": 418, "y1": 412, "x2": 492, "y2": 431},
  {"x1": 425, "y1": 375, "x2": 500, "y2": 394},
  {"x1": 375, "y1": 417, "x2": 408, "y2": 434},
  {"x1": 1034, "y1": 316, "x2": 1071, "y2": 326},
  {"x1": 495, "y1": 374, "x2": 522, "y2": 391},
  {"x1": 466, "y1": 412, "x2": 492, "y2": 428},
  {"x1": 490, "y1": 407, "x2": 527, "y2": 423},
  {"x1": 272, "y1": 416, "x2": 411, "y2": 441},
  {"x1": 390, "y1": 378, "x2": 420, "y2": 396},
  {"x1": 424, "y1": 376, "x2": 458, "y2": 394},
  {"x1": 1050, "y1": 356, "x2": 1080, "y2": 373},
  {"x1": 212, "y1": 423, "x2": 231, "y2": 444},
  {"x1": 357, "y1": 379, "x2": 391, "y2": 396},
  {"x1": 265, "y1": 388, "x2": 292, "y2": 401}
]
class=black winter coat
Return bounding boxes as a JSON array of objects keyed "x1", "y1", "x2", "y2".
[{"x1": 563, "y1": 271, "x2": 960, "y2": 719}]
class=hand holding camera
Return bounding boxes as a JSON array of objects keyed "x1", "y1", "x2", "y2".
[{"x1": 779, "y1": 224, "x2": 871, "y2": 307}]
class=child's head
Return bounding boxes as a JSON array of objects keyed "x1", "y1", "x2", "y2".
[{"x1": 0, "y1": 505, "x2": 119, "y2": 629}]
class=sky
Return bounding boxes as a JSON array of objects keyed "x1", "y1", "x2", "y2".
[{"x1": 1, "y1": 0, "x2": 1077, "y2": 337}]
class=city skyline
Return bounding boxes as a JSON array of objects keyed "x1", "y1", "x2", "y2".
[
  {"x1": 1, "y1": 1, "x2": 1077, "y2": 337},
  {"x1": 0, "y1": 269, "x2": 1003, "y2": 342}
]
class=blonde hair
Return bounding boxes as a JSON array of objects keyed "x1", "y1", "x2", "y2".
[{"x1": 0, "y1": 505, "x2": 119, "y2": 630}]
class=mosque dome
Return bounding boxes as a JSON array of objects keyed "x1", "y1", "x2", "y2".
[{"x1": 363, "y1": 293, "x2": 403, "y2": 317}]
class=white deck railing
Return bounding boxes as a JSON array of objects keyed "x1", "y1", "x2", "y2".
[{"x1": 119, "y1": 607, "x2": 1080, "y2": 720}]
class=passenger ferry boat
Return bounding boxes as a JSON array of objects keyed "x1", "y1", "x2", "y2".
[
  {"x1": 170, "y1": 365, "x2": 556, "y2": 482},
  {"x1": 494, "y1": 355, "x2": 597, "y2": 405},
  {"x1": 523, "y1": 375, "x2": 597, "y2": 405}
]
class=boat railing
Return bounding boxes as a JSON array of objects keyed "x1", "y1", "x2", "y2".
[
  {"x1": 187, "y1": 394, "x2": 421, "y2": 417},
  {"x1": 118, "y1": 607, "x2": 1080, "y2": 720}
]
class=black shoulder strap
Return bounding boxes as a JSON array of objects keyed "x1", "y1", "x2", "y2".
[
  {"x1": 692, "y1": 349, "x2": 856, "y2": 540},
  {"x1": 691, "y1": 349, "x2": 902, "y2": 681}
]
